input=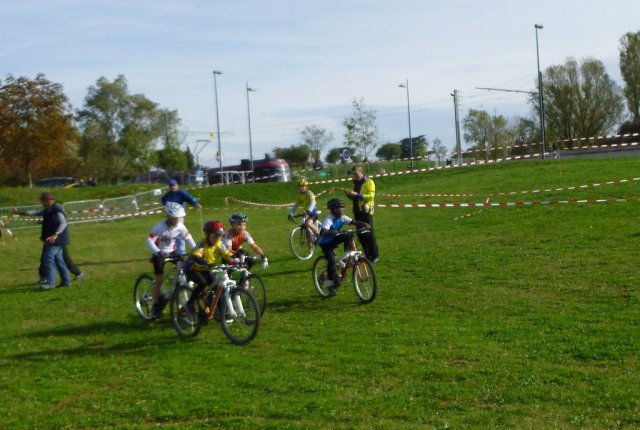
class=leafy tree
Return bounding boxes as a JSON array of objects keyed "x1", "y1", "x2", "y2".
[
  {"x1": 620, "y1": 31, "x2": 640, "y2": 121},
  {"x1": 463, "y1": 109, "x2": 509, "y2": 160},
  {"x1": 155, "y1": 110, "x2": 189, "y2": 172},
  {"x1": 0, "y1": 74, "x2": 78, "y2": 186},
  {"x1": 375, "y1": 143, "x2": 401, "y2": 160},
  {"x1": 463, "y1": 109, "x2": 492, "y2": 151},
  {"x1": 300, "y1": 125, "x2": 333, "y2": 161},
  {"x1": 399, "y1": 135, "x2": 428, "y2": 159},
  {"x1": 432, "y1": 138, "x2": 448, "y2": 162},
  {"x1": 272, "y1": 144, "x2": 309, "y2": 167},
  {"x1": 76, "y1": 75, "x2": 168, "y2": 183},
  {"x1": 508, "y1": 116, "x2": 540, "y2": 154},
  {"x1": 536, "y1": 57, "x2": 623, "y2": 142},
  {"x1": 343, "y1": 97, "x2": 380, "y2": 161}
]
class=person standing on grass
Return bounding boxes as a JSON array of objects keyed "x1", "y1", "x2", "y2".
[
  {"x1": 343, "y1": 165, "x2": 379, "y2": 263},
  {"x1": 12, "y1": 192, "x2": 71, "y2": 290}
]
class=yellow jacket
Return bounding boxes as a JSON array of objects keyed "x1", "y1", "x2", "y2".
[{"x1": 354, "y1": 178, "x2": 375, "y2": 215}]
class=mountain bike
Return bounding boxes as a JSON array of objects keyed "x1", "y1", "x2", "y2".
[
  {"x1": 289, "y1": 213, "x2": 321, "y2": 260},
  {"x1": 311, "y1": 229, "x2": 377, "y2": 304},
  {"x1": 133, "y1": 255, "x2": 189, "y2": 321},
  {"x1": 169, "y1": 265, "x2": 260, "y2": 345},
  {"x1": 232, "y1": 255, "x2": 267, "y2": 316}
]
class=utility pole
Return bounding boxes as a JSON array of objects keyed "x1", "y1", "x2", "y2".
[{"x1": 451, "y1": 90, "x2": 462, "y2": 166}]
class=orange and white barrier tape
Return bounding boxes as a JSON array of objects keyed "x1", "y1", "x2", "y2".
[{"x1": 377, "y1": 197, "x2": 639, "y2": 209}]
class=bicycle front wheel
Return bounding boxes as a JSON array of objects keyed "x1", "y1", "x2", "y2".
[
  {"x1": 290, "y1": 226, "x2": 315, "y2": 260},
  {"x1": 220, "y1": 287, "x2": 260, "y2": 345},
  {"x1": 246, "y1": 274, "x2": 266, "y2": 316},
  {"x1": 311, "y1": 256, "x2": 331, "y2": 298},
  {"x1": 170, "y1": 285, "x2": 202, "y2": 338},
  {"x1": 352, "y1": 256, "x2": 377, "y2": 304},
  {"x1": 133, "y1": 274, "x2": 156, "y2": 321}
]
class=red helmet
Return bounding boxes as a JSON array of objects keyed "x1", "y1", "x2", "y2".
[{"x1": 203, "y1": 220, "x2": 225, "y2": 235}]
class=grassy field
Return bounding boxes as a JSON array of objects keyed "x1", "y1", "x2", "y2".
[{"x1": 0, "y1": 158, "x2": 639, "y2": 429}]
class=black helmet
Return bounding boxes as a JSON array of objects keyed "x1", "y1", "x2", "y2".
[
  {"x1": 229, "y1": 212, "x2": 248, "y2": 223},
  {"x1": 327, "y1": 198, "x2": 345, "y2": 210}
]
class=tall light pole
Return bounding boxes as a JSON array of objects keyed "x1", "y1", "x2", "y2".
[
  {"x1": 246, "y1": 82, "x2": 257, "y2": 183},
  {"x1": 535, "y1": 24, "x2": 546, "y2": 160},
  {"x1": 398, "y1": 79, "x2": 414, "y2": 170},
  {"x1": 212, "y1": 70, "x2": 224, "y2": 179},
  {"x1": 451, "y1": 89, "x2": 462, "y2": 166}
]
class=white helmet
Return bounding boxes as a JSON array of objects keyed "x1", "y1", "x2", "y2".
[{"x1": 165, "y1": 202, "x2": 186, "y2": 218}]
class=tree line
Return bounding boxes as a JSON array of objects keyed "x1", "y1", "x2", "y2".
[{"x1": 1, "y1": 31, "x2": 638, "y2": 185}]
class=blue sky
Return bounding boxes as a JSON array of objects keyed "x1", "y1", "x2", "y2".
[{"x1": 2, "y1": 0, "x2": 638, "y2": 167}]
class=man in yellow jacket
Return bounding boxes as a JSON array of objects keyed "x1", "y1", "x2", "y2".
[{"x1": 343, "y1": 165, "x2": 379, "y2": 263}]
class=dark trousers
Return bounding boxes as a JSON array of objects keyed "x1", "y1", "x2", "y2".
[
  {"x1": 320, "y1": 235, "x2": 350, "y2": 285},
  {"x1": 39, "y1": 245, "x2": 81, "y2": 278},
  {"x1": 186, "y1": 270, "x2": 215, "y2": 304},
  {"x1": 354, "y1": 212, "x2": 379, "y2": 260}
]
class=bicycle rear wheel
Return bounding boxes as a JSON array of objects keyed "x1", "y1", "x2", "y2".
[
  {"x1": 246, "y1": 273, "x2": 266, "y2": 316},
  {"x1": 311, "y1": 256, "x2": 331, "y2": 298},
  {"x1": 352, "y1": 256, "x2": 377, "y2": 304},
  {"x1": 290, "y1": 226, "x2": 315, "y2": 260},
  {"x1": 133, "y1": 274, "x2": 155, "y2": 321},
  {"x1": 170, "y1": 285, "x2": 202, "y2": 338},
  {"x1": 220, "y1": 287, "x2": 260, "y2": 345}
]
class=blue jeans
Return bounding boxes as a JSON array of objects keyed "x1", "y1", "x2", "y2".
[{"x1": 43, "y1": 245, "x2": 70, "y2": 286}]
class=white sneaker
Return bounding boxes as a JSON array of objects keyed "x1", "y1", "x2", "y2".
[
  {"x1": 75, "y1": 273, "x2": 85, "y2": 282},
  {"x1": 40, "y1": 283, "x2": 56, "y2": 290}
]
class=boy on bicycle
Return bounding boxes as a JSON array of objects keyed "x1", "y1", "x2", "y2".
[
  {"x1": 288, "y1": 178, "x2": 320, "y2": 251},
  {"x1": 183, "y1": 220, "x2": 235, "y2": 317},
  {"x1": 223, "y1": 212, "x2": 269, "y2": 270},
  {"x1": 318, "y1": 198, "x2": 370, "y2": 296},
  {"x1": 146, "y1": 202, "x2": 196, "y2": 318}
]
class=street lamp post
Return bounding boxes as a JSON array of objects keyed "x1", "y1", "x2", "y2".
[
  {"x1": 534, "y1": 24, "x2": 546, "y2": 160},
  {"x1": 246, "y1": 82, "x2": 257, "y2": 183},
  {"x1": 398, "y1": 79, "x2": 414, "y2": 170},
  {"x1": 212, "y1": 70, "x2": 224, "y2": 180}
]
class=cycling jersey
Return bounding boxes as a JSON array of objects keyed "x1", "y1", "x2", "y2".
[
  {"x1": 289, "y1": 190, "x2": 317, "y2": 215},
  {"x1": 318, "y1": 213, "x2": 353, "y2": 245},
  {"x1": 147, "y1": 220, "x2": 195, "y2": 254},
  {"x1": 185, "y1": 238, "x2": 230, "y2": 271},
  {"x1": 223, "y1": 229, "x2": 255, "y2": 252}
]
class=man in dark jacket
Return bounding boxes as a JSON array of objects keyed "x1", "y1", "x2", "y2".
[{"x1": 13, "y1": 192, "x2": 71, "y2": 289}]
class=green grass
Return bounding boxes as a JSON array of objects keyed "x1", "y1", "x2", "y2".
[{"x1": 1, "y1": 158, "x2": 639, "y2": 429}]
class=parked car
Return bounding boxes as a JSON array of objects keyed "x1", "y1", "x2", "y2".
[{"x1": 34, "y1": 177, "x2": 79, "y2": 188}]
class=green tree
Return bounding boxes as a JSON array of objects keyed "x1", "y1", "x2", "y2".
[
  {"x1": 399, "y1": 135, "x2": 428, "y2": 159},
  {"x1": 0, "y1": 74, "x2": 78, "y2": 186},
  {"x1": 620, "y1": 31, "x2": 640, "y2": 121},
  {"x1": 537, "y1": 57, "x2": 623, "y2": 142},
  {"x1": 463, "y1": 109, "x2": 509, "y2": 161},
  {"x1": 76, "y1": 75, "x2": 168, "y2": 183},
  {"x1": 272, "y1": 144, "x2": 309, "y2": 167},
  {"x1": 300, "y1": 125, "x2": 333, "y2": 161},
  {"x1": 343, "y1": 97, "x2": 380, "y2": 161},
  {"x1": 155, "y1": 110, "x2": 188, "y2": 172},
  {"x1": 375, "y1": 143, "x2": 402, "y2": 160},
  {"x1": 508, "y1": 116, "x2": 540, "y2": 154}
]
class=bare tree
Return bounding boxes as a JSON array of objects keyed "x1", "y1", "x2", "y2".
[
  {"x1": 300, "y1": 125, "x2": 333, "y2": 163},
  {"x1": 343, "y1": 97, "x2": 380, "y2": 161}
]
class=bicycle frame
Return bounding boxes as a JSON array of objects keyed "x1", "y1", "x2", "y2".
[{"x1": 199, "y1": 266, "x2": 248, "y2": 322}]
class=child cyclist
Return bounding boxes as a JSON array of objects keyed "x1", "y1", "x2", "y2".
[
  {"x1": 182, "y1": 220, "x2": 235, "y2": 317},
  {"x1": 223, "y1": 212, "x2": 269, "y2": 270},
  {"x1": 288, "y1": 178, "x2": 320, "y2": 246},
  {"x1": 318, "y1": 198, "x2": 370, "y2": 296},
  {"x1": 146, "y1": 202, "x2": 196, "y2": 318}
]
